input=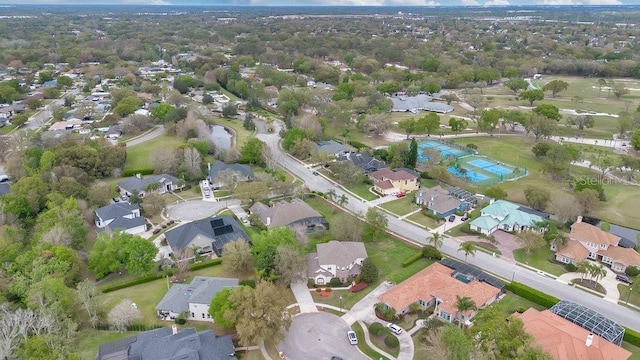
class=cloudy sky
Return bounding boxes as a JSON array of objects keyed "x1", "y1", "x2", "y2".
[{"x1": 2, "y1": 0, "x2": 640, "y2": 6}]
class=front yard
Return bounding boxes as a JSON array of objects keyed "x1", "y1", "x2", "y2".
[
  {"x1": 380, "y1": 195, "x2": 419, "y2": 216},
  {"x1": 513, "y1": 247, "x2": 567, "y2": 276}
]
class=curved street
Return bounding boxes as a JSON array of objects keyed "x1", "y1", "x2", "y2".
[{"x1": 257, "y1": 119, "x2": 640, "y2": 332}]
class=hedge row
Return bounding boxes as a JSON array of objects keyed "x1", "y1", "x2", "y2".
[
  {"x1": 122, "y1": 168, "x2": 154, "y2": 177},
  {"x1": 624, "y1": 327, "x2": 640, "y2": 347},
  {"x1": 401, "y1": 251, "x2": 424, "y2": 268},
  {"x1": 96, "y1": 323, "x2": 163, "y2": 331},
  {"x1": 505, "y1": 282, "x2": 560, "y2": 309},
  {"x1": 102, "y1": 259, "x2": 223, "y2": 293}
]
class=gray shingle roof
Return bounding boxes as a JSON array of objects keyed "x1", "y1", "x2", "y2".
[
  {"x1": 207, "y1": 161, "x2": 253, "y2": 183},
  {"x1": 390, "y1": 94, "x2": 454, "y2": 113},
  {"x1": 118, "y1": 173, "x2": 178, "y2": 194},
  {"x1": 155, "y1": 277, "x2": 238, "y2": 314},
  {"x1": 336, "y1": 152, "x2": 387, "y2": 173},
  {"x1": 317, "y1": 241, "x2": 367, "y2": 268},
  {"x1": 315, "y1": 140, "x2": 351, "y2": 155},
  {"x1": 249, "y1": 199, "x2": 326, "y2": 228},
  {"x1": 97, "y1": 216, "x2": 147, "y2": 234},
  {"x1": 164, "y1": 216, "x2": 251, "y2": 256},
  {"x1": 96, "y1": 203, "x2": 139, "y2": 221},
  {"x1": 97, "y1": 327, "x2": 237, "y2": 360}
]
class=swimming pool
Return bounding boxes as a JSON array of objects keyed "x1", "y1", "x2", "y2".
[{"x1": 447, "y1": 166, "x2": 490, "y2": 183}]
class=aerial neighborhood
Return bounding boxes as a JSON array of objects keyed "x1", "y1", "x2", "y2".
[{"x1": 1, "y1": 4, "x2": 640, "y2": 360}]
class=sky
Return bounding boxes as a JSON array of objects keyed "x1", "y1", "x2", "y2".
[{"x1": 2, "y1": 0, "x2": 640, "y2": 6}]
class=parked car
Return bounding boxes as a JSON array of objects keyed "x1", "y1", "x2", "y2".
[
  {"x1": 387, "y1": 323, "x2": 403, "y2": 335},
  {"x1": 616, "y1": 274, "x2": 633, "y2": 285},
  {"x1": 460, "y1": 216, "x2": 469, "y2": 221},
  {"x1": 347, "y1": 330, "x2": 358, "y2": 345},
  {"x1": 312, "y1": 171, "x2": 319, "y2": 175},
  {"x1": 396, "y1": 193, "x2": 406, "y2": 198},
  {"x1": 330, "y1": 357, "x2": 344, "y2": 360},
  {"x1": 448, "y1": 215, "x2": 456, "y2": 222}
]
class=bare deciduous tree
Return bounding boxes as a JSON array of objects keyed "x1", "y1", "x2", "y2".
[
  {"x1": 39, "y1": 225, "x2": 73, "y2": 247},
  {"x1": 171, "y1": 248, "x2": 192, "y2": 282},
  {"x1": 122, "y1": 114, "x2": 154, "y2": 135},
  {"x1": 222, "y1": 240, "x2": 254, "y2": 275},
  {"x1": 332, "y1": 213, "x2": 364, "y2": 242},
  {"x1": 149, "y1": 148, "x2": 180, "y2": 174},
  {"x1": 274, "y1": 246, "x2": 307, "y2": 287},
  {"x1": 142, "y1": 193, "x2": 166, "y2": 217},
  {"x1": 76, "y1": 280, "x2": 101, "y2": 328},
  {"x1": 108, "y1": 299, "x2": 141, "y2": 332},
  {"x1": 183, "y1": 147, "x2": 203, "y2": 177},
  {"x1": 176, "y1": 117, "x2": 209, "y2": 139}
]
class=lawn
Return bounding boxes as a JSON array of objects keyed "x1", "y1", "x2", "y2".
[
  {"x1": 449, "y1": 136, "x2": 640, "y2": 228},
  {"x1": 351, "y1": 322, "x2": 390, "y2": 360},
  {"x1": 311, "y1": 289, "x2": 370, "y2": 312},
  {"x1": 618, "y1": 283, "x2": 639, "y2": 308},
  {"x1": 497, "y1": 292, "x2": 546, "y2": 315},
  {"x1": 622, "y1": 341, "x2": 640, "y2": 360},
  {"x1": 406, "y1": 211, "x2": 442, "y2": 229},
  {"x1": 212, "y1": 116, "x2": 255, "y2": 148},
  {"x1": 367, "y1": 325, "x2": 400, "y2": 358},
  {"x1": 76, "y1": 330, "x2": 141, "y2": 360},
  {"x1": 513, "y1": 247, "x2": 567, "y2": 276},
  {"x1": 380, "y1": 195, "x2": 420, "y2": 216},
  {"x1": 345, "y1": 182, "x2": 378, "y2": 201},
  {"x1": 125, "y1": 135, "x2": 186, "y2": 170}
]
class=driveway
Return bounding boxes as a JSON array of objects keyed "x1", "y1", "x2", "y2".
[
  {"x1": 166, "y1": 199, "x2": 240, "y2": 222},
  {"x1": 342, "y1": 281, "x2": 394, "y2": 326},
  {"x1": 290, "y1": 281, "x2": 317, "y2": 313},
  {"x1": 279, "y1": 312, "x2": 368, "y2": 360},
  {"x1": 556, "y1": 262, "x2": 622, "y2": 303}
]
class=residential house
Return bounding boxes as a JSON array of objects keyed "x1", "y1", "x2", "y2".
[
  {"x1": 415, "y1": 185, "x2": 469, "y2": 218},
  {"x1": 307, "y1": 241, "x2": 367, "y2": 285},
  {"x1": 553, "y1": 218, "x2": 640, "y2": 272},
  {"x1": 512, "y1": 308, "x2": 631, "y2": 360},
  {"x1": 469, "y1": 200, "x2": 547, "y2": 235},
  {"x1": 95, "y1": 202, "x2": 146, "y2": 235},
  {"x1": 377, "y1": 262, "x2": 502, "y2": 325},
  {"x1": 155, "y1": 276, "x2": 238, "y2": 322},
  {"x1": 315, "y1": 140, "x2": 351, "y2": 158},
  {"x1": 389, "y1": 94, "x2": 454, "y2": 114},
  {"x1": 164, "y1": 216, "x2": 251, "y2": 258},
  {"x1": 48, "y1": 119, "x2": 83, "y2": 131},
  {"x1": 206, "y1": 161, "x2": 253, "y2": 189},
  {"x1": 97, "y1": 326, "x2": 237, "y2": 360},
  {"x1": 336, "y1": 152, "x2": 387, "y2": 173},
  {"x1": 118, "y1": 173, "x2": 183, "y2": 198},
  {"x1": 249, "y1": 198, "x2": 328, "y2": 232},
  {"x1": 368, "y1": 168, "x2": 420, "y2": 195}
]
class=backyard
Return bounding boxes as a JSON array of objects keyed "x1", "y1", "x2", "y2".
[{"x1": 124, "y1": 135, "x2": 186, "y2": 170}]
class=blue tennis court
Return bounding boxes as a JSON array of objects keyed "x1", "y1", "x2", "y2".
[
  {"x1": 467, "y1": 158, "x2": 513, "y2": 176},
  {"x1": 418, "y1": 141, "x2": 464, "y2": 160},
  {"x1": 447, "y1": 166, "x2": 490, "y2": 183}
]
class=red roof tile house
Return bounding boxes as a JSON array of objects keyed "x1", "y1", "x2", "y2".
[
  {"x1": 377, "y1": 263, "x2": 502, "y2": 326},
  {"x1": 513, "y1": 308, "x2": 631, "y2": 360},
  {"x1": 368, "y1": 168, "x2": 419, "y2": 196},
  {"x1": 552, "y1": 218, "x2": 640, "y2": 273}
]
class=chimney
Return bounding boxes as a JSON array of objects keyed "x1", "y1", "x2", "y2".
[
  {"x1": 576, "y1": 216, "x2": 583, "y2": 223},
  {"x1": 136, "y1": 173, "x2": 141, "y2": 179},
  {"x1": 172, "y1": 324, "x2": 178, "y2": 335},
  {"x1": 266, "y1": 217, "x2": 271, "y2": 226},
  {"x1": 585, "y1": 333, "x2": 594, "y2": 347}
]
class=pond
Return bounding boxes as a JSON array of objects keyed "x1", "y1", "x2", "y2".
[{"x1": 210, "y1": 125, "x2": 232, "y2": 150}]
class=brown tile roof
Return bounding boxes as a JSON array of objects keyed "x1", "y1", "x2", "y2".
[
  {"x1": 369, "y1": 168, "x2": 417, "y2": 182},
  {"x1": 601, "y1": 246, "x2": 640, "y2": 268},
  {"x1": 556, "y1": 241, "x2": 590, "y2": 262},
  {"x1": 375, "y1": 180, "x2": 394, "y2": 190},
  {"x1": 570, "y1": 222, "x2": 620, "y2": 246},
  {"x1": 377, "y1": 263, "x2": 501, "y2": 314},
  {"x1": 513, "y1": 308, "x2": 631, "y2": 360}
]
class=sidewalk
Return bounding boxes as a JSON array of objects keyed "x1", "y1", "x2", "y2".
[{"x1": 289, "y1": 281, "x2": 317, "y2": 313}]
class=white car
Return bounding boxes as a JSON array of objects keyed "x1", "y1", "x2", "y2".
[
  {"x1": 387, "y1": 323, "x2": 403, "y2": 335},
  {"x1": 347, "y1": 330, "x2": 358, "y2": 345}
]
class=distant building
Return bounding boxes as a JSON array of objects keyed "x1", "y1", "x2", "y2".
[{"x1": 97, "y1": 326, "x2": 237, "y2": 360}]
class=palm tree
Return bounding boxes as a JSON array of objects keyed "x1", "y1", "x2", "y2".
[
  {"x1": 454, "y1": 295, "x2": 476, "y2": 327},
  {"x1": 337, "y1": 194, "x2": 349, "y2": 208},
  {"x1": 458, "y1": 241, "x2": 477, "y2": 263},
  {"x1": 591, "y1": 263, "x2": 607, "y2": 289},
  {"x1": 325, "y1": 189, "x2": 337, "y2": 201},
  {"x1": 576, "y1": 261, "x2": 590, "y2": 281},
  {"x1": 428, "y1": 232, "x2": 443, "y2": 250}
]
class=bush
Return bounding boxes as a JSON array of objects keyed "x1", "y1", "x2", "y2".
[
  {"x1": 348, "y1": 140, "x2": 368, "y2": 150},
  {"x1": 190, "y1": 258, "x2": 222, "y2": 271},
  {"x1": 516, "y1": 307, "x2": 527, "y2": 313},
  {"x1": 402, "y1": 251, "x2": 424, "y2": 268},
  {"x1": 355, "y1": 275, "x2": 362, "y2": 284},
  {"x1": 505, "y1": 282, "x2": 560, "y2": 308},
  {"x1": 384, "y1": 334, "x2": 400, "y2": 348},
  {"x1": 624, "y1": 327, "x2": 640, "y2": 347},
  {"x1": 422, "y1": 245, "x2": 443, "y2": 260},
  {"x1": 122, "y1": 168, "x2": 155, "y2": 177},
  {"x1": 325, "y1": 287, "x2": 332, "y2": 293},
  {"x1": 329, "y1": 277, "x2": 342, "y2": 287},
  {"x1": 565, "y1": 263, "x2": 577, "y2": 272},
  {"x1": 349, "y1": 282, "x2": 368, "y2": 293},
  {"x1": 316, "y1": 288, "x2": 321, "y2": 293},
  {"x1": 422, "y1": 210, "x2": 441, "y2": 220},
  {"x1": 175, "y1": 317, "x2": 187, "y2": 325},
  {"x1": 369, "y1": 322, "x2": 384, "y2": 335},
  {"x1": 102, "y1": 272, "x2": 170, "y2": 293},
  {"x1": 307, "y1": 279, "x2": 316, "y2": 288},
  {"x1": 420, "y1": 171, "x2": 431, "y2": 179},
  {"x1": 626, "y1": 266, "x2": 640, "y2": 277},
  {"x1": 466, "y1": 143, "x2": 478, "y2": 150},
  {"x1": 239, "y1": 279, "x2": 256, "y2": 288}
]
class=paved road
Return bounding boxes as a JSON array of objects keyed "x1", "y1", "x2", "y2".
[
  {"x1": 126, "y1": 125, "x2": 166, "y2": 147},
  {"x1": 279, "y1": 312, "x2": 369, "y2": 360},
  {"x1": 257, "y1": 120, "x2": 640, "y2": 332},
  {"x1": 23, "y1": 89, "x2": 78, "y2": 131}
]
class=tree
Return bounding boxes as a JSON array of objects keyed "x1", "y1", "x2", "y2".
[
  {"x1": 484, "y1": 186, "x2": 507, "y2": 200},
  {"x1": 529, "y1": 114, "x2": 558, "y2": 141},
  {"x1": 141, "y1": 193, "x2": 165, "y2": 217},
  {"x1": 182, "y1": 146, "x2": 203, "y2": 178},
  {"x1": 360, "y1": 257, "x2": 379, "y2": 283},
  {"x1": 407, "y1": 138, "x2": 418, "y2": 168},
  {"x1": 222, "y1": 240, "x2": 254, "y2": 275},
  {"x1": 576, "y1": 261, "x2": 591, "y2": 280},
  {"x1": 427, "y1": 232, "x2": 443, "y2": 251},
  {"x1": 42, "y1": 87, "x2": 61, "y2": 99},
  {"x1": 524, "y1": 186, "x2": 551, "y2": 211},
  {"x1": 575, "y1": 188, "x2": 600, "y2": 215},
  {"x1": 76, "y1": 279, "x2": 100, "y2": 328},
  {"x1": 274, "y1": 246, "x2": 307, "y2": 286},
  {"x1": 504, "y1": 78, "x2": 528, "y2": 94},
  {"x1": 108, "y1": 299, "x2": 141, "y2": 332},
  {"x1": 226, "y1": 281, "x2": 291, "y2": 347},
  {"x1": 612, "y1": 81, "x2": 629, "y2": 99},
  {"x1": 458, "y1": 241, "x2": 476, "y2": 262},
  {"x1": 222, "y1": 102, "x2": 238, "y2": 118},
  {"x1": 364, "y1": 207, "x2": 388, "y2": 242},
  {"x1": 337, "y1": 194, "x2": 349, "y2": 208},
  {"x1": 597, "y1": 78, "x2": 608, "y2": 97},
  {"x1": 252, "y1": 227, "x2": 298, "y2": 278},
  {"x1": 56, "y1": 75, "x2": 73, "y2": 88},
  {"x1": 566, "y1": 115, "x2": 594, "y2": 137},
  {"x1": 631, "y1": 130, "x2": 640, "y2": 151},
  {"x1": 239, "y1": 138, "x2": 266, "y2": 166},
  {"x1": 332, "y1": 213, "x2": 364, "y2": 242},
  {"x1": 478, "y1": 109, "x2": 502, "y2": 134},
  {"x1": 518, "y1": 89, "x2": 544, "y2": 106},
  {"x1": 209, "y1": 287, "x2": 236, "y2": 328},
  {"x1": 590, "y1": 263, "x2": 607, "y2": 286},
  {"x1": 325, "y1": 188, "x2": 337, "y2": 202},
  {"x1": 448, "y1": 118, "x2": 468, "y2": 134},
  {"x1": 88, "y1": 232, "x2": 158, "y2": 279},
  {"x1": 149, "y1": 148, "x2": 180, "y2": 174},
  {"x1": 543, "y1": 79, "x2": 569, "y2": 98},
  {"x1": 515, "y1": 230, "x2": 546, "y2": 255},
  {"x1": 547, "y1": 194, "x2": 582, "y2": 224},
  {"x1": 533, "y1": 104, "x2": 562, "y2": 121},
  {"x1": 329, "y1": 161, "x2": 364, "y2": 186},
  {"x1": 25, "y1": 97, "x2": 42, "y2": 110},
  {"x1": 420, "y1": 112, "x2": 441, "y2": 136},
  {"x1": 454, "y1": 295, "x2": 476, "y2": 327}
]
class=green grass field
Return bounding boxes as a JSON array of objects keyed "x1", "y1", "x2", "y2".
[
  {"x1": 352, "y1": 322, "x2": 390, "y2": 360},
  {"x1": 125, "y1": 135, "x2": 186, "y2": 170},
  {"x1": 212, "y1": 116, "x2": 255, "y2": 148},
  {"x1": 513, "y1": 248, "x2": 567, "y2": 276},
  {"x1": 380, "y1": 195, "x2": 420, "y2": 216}
]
